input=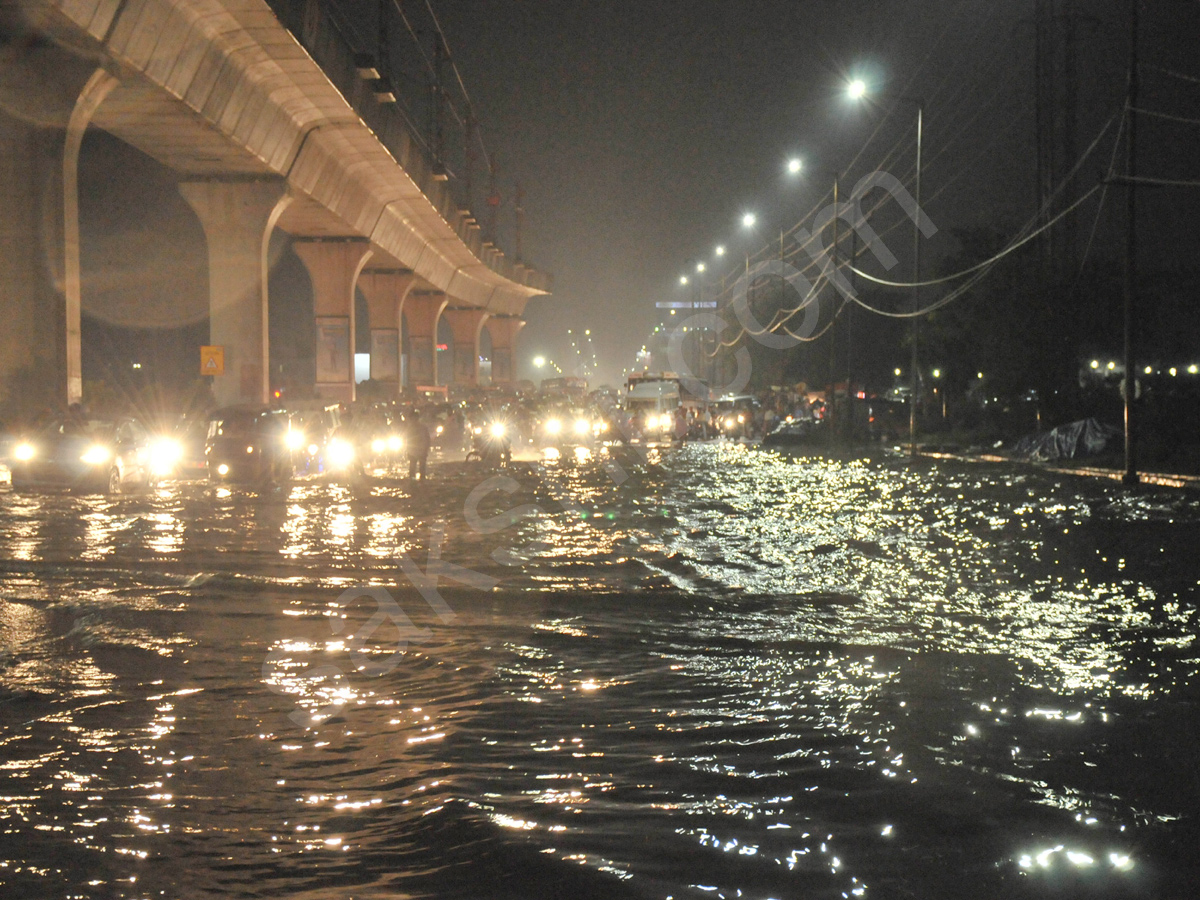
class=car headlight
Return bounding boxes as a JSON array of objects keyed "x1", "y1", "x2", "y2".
[
  {"x1": 490, "y1": 422, "x2": 507, "y2": 438},
  {"x1": 545, "y1": 418, "x2": 562, "y2": 435},
  {"x1": 217, "y1": 463, "x2": 230, "y2": 476},
  {"x1": 724, "y1": 417, "x2": 734, "y2": 429},
  {"x1": 645, "y1": 415, "x2": 658, "y2": 430},
  {"x1": 435, "y1": 424, "x2": 444, "y2": 435},
  {"x1": 737, "y1": 413, "x2": 745, "y2": 424},
  {"x1": 80, "y1": 445, "x2": 111, "y2": 466},
  {"x1": 661, "y1": 416, "x2": 674, "y2": 430},
  {"x1": 284, "y1": 429, "x2": 305, "y2": 451},
  {"x1": 573, "y1": 418, "x2": 589, "y2": 435},
  {"x1": 327, "y1": 438, "x2": 355, "y2": 468},
  {"x1": 13, "y1": 442, "x2": 35, "y2": 462},
  {"x1": 387, "y1": 434, "x2": 403, "y2": 452},
  {"x1": 148, "y1": 438, "x2": 183, "y2": 475},
  {"x1": 371, "y1": 438, "x2": 386, "y2": 454},
  {"x1": 307, "y1": 443, "x2": 319, "y2": 456}
]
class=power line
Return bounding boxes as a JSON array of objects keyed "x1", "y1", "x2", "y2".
[{"x1": 1129, "y1": 106, "x2": 1200, "y2": 127}]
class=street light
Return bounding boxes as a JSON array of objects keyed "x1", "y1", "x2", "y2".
[
  {"x1": 680, "y1": 275, "x2": 689, "y2": 286},
  {"x1": 533, "y1": 356, "x2": 546, "y2": 368},
  {"x1": 742, "y1": 212, "x2": 756, "y2": 229},
  {"x1": 696, "y1": 262, "x2": 706, "y2": 274},
  {"x1": 788, "y1": 155, "x2": 844, "y2": 433},
  {"x1": 848, "y1": 77, "x2": 924, "y2": 458},
  {"x1": 715, "y1": 245, "x2": 726, "y2": 257}
]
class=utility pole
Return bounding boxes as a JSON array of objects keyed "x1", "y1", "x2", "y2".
[
  {"x1": 909, "y1": 101, "x2": 923, "y2": 459},
  {"x1": 1122, "y1": 0, "x2": 1139, "y2": 486}
]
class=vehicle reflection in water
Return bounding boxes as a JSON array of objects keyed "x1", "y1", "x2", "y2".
[{"x1": 1, "y1": 444, "x2": 1198, "y2": 897}]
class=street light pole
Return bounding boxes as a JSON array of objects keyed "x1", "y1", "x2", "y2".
[
  {"x1": 847, "y1": 80, "x2": 924, "y2": 457},
  {"x1": 1121, "y1": 0, "x2": 1139, "y2": 486},
  {"x1": 910, "y1": 100, "x2": 923, "y2": 459}
]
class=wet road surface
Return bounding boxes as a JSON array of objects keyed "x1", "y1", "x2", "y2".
[{"x1": 2, "y1": 443, "x2": 1199, "y2": 898}]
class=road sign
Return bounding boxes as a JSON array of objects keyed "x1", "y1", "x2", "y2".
[{"x1": 201, "y1": 345, "x2": 225, "y2": 376}]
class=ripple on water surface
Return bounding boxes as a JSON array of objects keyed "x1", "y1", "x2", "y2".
[{"x1": 1, "y1": 445, "x2": 1199, "y2": 897}]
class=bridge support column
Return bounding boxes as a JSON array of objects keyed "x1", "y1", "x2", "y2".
[
  {"x1": 180, "y1": 179, "x2": 289, "y2": 407},
  {"x1": 358, "y1": 268, "x2": 415, "y2": 395},
  {"x1": 293, "y1": 239, "x2": 372, "y2": 404},
  {"x1": 0, "y1": 110, "x2": 59, "y2": 419},
  {"x1": 64, "y1": 68, "x2": 119, "y2": 407},
  {"x1": 404, "y1": 291, "x2": 447, "y2": 388},
  {"x1": 485, "y1": 315, "x2": 526, "y2": 384},
  {"x1": 442, "y1": 307, "x2": 489, "y2": 387}
]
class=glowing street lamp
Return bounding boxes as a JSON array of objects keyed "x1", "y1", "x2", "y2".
[
  {"x1": 696, "y1": 262, "x2": 706, "y2": 274},
  {"x1": 715, "y1": 245, "x2": 726, "y2": 257},
  {"x1": 533, "y1": 356, "x2": 546, "y2": 368},
  {"x1": 742, "y1": 212, "x2": 756, "y2": 229},
  {"x1": 848, "y1": 75, "x2": 924, "y2": 458},
  {"x1": 787, "y1": 157, "x2": 803, "y2": 175},
  {"x1": 679, "y1": 275, "x2": 688, "y2": 286}
]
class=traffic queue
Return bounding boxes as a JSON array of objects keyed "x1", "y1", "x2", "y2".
[{"x1": 0, "y1": 375, "x2": 818, "y2": 493}]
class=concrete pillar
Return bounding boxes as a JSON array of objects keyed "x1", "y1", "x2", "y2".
[
  {"x1": 0, "y1": 110, "x2": 58, "y2": 419},
  {"x1": 442, "y1": 306, "x2": 489, "y2": 387},
  {"x1": 292, "y1": 239, "x2": 373, "y2": 404},
  {"x1": 357, "y1": 268, "x2": 415, "y2": 394},
  {"x1": 64, "y1": 68, "x2": 119, "y2": 406},
  {"x1": 485, "y1": 315, "x2": 526, "y2": 384},
  {"x1": 180, "y1": 179, "x2": 290, "y2": 407},
  {"x1": 403, "y1": 291, "x2": 447, "y2": 388}
]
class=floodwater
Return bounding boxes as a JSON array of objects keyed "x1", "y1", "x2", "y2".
[{"x1": 2, "y1": 443, "x2": 1199, "y2": 899}]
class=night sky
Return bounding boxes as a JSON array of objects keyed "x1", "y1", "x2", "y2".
[
  {"x1": 430, "y1": 0, "x2": 1199, "y2": 387},
  {"x1": 68, "y1": 1, "x2": 1200, "y2": 393}
]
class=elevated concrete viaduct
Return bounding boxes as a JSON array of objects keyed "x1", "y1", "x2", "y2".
[{"x1": 0, "y1": 0, "x2": 548, "y2": 413}]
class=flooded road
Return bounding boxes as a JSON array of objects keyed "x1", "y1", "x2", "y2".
[{"x1": 2, "y1": 443, "x2": 1199, "y2": 898}]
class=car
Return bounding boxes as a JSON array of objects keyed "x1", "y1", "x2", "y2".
[
  {"x1": 145, "y1": 414, "x2": 210, "y2": 481},
  {"x1": 355, "y1": 405, "x2": 406, "y2": 470},
  {"x1": 285, "y1": 403, "x2": 343, "y2": 475},
  {"x1": 538, "y1": 406, "x2": 600, "y2": 447},
  {"x1": 9, "y1": 415, "x2": 157, "y2": 493},
  {"x1": 205, "y1": 407, "x2": 292, "y2": 484}
]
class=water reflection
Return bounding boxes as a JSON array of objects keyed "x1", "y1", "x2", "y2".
[{"x1": 0, "y1": 448, "x2": 1198, "y2": 897}]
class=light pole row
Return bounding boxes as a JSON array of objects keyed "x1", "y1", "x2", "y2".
[{"x1": 676, "y1": 77, "x2": 927, "y2": 455}]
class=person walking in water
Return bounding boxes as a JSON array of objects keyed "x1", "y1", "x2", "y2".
[{"x1": 405, "y1": 409, "x2": 431, "y2": 481}]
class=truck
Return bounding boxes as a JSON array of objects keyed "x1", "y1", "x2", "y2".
[{"x1": 623, "y1": 372, "x2": 683, "y2": 440}]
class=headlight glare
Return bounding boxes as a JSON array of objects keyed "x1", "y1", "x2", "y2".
[
  {"x1": 149, "y1": 438, "x2": 182, "y2": 475},
  {"x1": 327, "y1": 438, "x2": 355, "y2": 468},
  {"x1": 81, "y1": 445, "x2": 111, "y2": 466}
]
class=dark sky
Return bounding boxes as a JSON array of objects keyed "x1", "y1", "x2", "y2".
[{"x1": 427, "y1": 0, "x2": 1198, "y2": 386}]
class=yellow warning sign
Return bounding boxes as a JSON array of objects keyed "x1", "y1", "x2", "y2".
[{"x1": 200, "y1": 345, "x2": 225, "y2": 376}]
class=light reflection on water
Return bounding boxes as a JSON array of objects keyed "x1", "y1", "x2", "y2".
[{"x1": 0, "y1": 445, "x2": 1198, "y2": 897}]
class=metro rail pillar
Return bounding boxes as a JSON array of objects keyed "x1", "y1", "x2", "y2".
[
  {"x1": 180, "y1": 179, "x2": 290, "y2": 407},
  {"x1": 403, "y1": 291, "x2": 448, "y2": 388},
  {"x1": 441, "y1": 306, "x2": 489, "y2": 387},
  {"x1": 484, "y1": 315, "x2": 525, "y2": 384},
  {"x1": 292, "y1": 238, "x2": 372, "y2": 404},
  {"x1": 357, "y1": 267, "x2": 415, "y2": 396}
]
